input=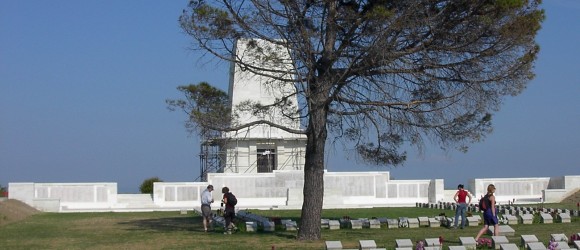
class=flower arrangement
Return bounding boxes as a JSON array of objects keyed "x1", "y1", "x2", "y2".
[
  {"x1": 570, "y1": 233, "x2": 580, "y2": 244},
  {"x1": 548, "y1": 239, "x2": 559, "y2": 250},
  {"x1": 477, "y1": 238, "x2": 492, "y2": 248},
  {"x1": 415, "y1": 240, "x2": 425, "y2": 250}
]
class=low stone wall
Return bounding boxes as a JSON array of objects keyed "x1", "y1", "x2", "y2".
[
  {"x1": 8, "y1": 173, "x2": 578, "y2": 212},
  {"x1": 8, "y1": 182, "x2": 118, "y2": 212},
  {"x1": 469, "y1": 176, "x2": 580, "y2": 204}
]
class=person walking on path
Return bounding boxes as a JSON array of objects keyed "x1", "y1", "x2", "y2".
[
  {"x1": 221, "y1": 186, "x2": 237, "y2": 234},
  {"x1": 475, "y1": 184, "x2": 499, "y2": 241},
  {"x1": 453, "y1": 184, "x2": 472, "y2": 229},
  {"x1": 201, "y1": 185, "x2": 214, "y2": 232}
]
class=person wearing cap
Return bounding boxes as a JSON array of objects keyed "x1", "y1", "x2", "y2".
[
  {"x1": 453, "y1": 184, "x2": 472, "y2": 229},
  {"x1": 201, "y1": 185, "x2": 214, "y2": 232}
]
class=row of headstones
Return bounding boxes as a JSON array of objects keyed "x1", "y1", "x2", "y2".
[
  {"x1": 235, "y1": 210, "x2": 469, "y2": 232},
  {"x1": 236, "y1": 210, "x2": 298, "y2": 232},
  {"x1": 417, "y1": 202, "x2": 573, "y2": 223},
  {"x1": 419, "y1": 202, "x2": 580, "y2": 217},
  {"x1": 238, "y1": 211, "x2": 485, "y2": 232},
  {"x1": 322, "y1": 216, "x2": 481, "y2": 229},
  {"x1": 326, "y1": 233, "x2": 580, "y2": 250}
]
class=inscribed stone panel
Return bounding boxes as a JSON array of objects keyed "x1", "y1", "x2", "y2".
[
  {"x1": 176, "y1": 186, "x2": 195, "y2": 201},
  {"x1": 164, "y1": 186, "x2": 176, "y2": 201},
  {"x1": 531, "y1": 182, "x2": 548, "y2": 196},
  {"x1": 375, "y1": 175, "x2": 388, "y2": 198},
  {"x1": 327, "y1": 176, "x2": 374, "y2": 196},
  {"x1": 419, "y1": 183, "x2": 429, "y2": 198},
  {"x1": 96, "y1": 186, "x2": 107, "y2": 202},
  {"x1": 388, "y1": 184, "x2": 398, "y2": 198},
  {"x1": 36, "y1": 187, "x2": 49, "y2": 199},
  {"x1": 497, "y1": 182, "x2": 527, "y2": 196},
  {"x1": 52, "y1": 186, "x2": 93, "y2": 202},
  {"x1": 398, "y1": 184, "x2": 417, "y2": 198}
]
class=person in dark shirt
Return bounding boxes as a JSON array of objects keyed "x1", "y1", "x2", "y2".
[{"x1": 221, "y1": 186, "x2": 237, "y2": 234}]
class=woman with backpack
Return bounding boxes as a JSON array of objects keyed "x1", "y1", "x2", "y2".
[
  {"x1": 221, "y1": 186, "x2": 237, "y2": 234},
  {"x1": 475, "y1": 184, "x2": 499, "y2": 241}
]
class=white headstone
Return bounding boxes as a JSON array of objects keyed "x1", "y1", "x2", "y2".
[
  {"x1": 425, "y1": 238, "x2": 442, "y2": 247},
  {"x1": 428, "y1": 217, "x2": 440, "y2": 228},
  {"x1": 558, "y1": 213, "x2": 571, "y2": 223},
  {"x1": 520, "y1": 214, "x2": 534, "y2": 224},
  {"x1": 551, "y1": 234, "x2": 568, "y2": 242},
  {"x1": 418, "y1": 216, "x2": 429, "y2": 227},
  {"x1": 359, "y1": 240, "x2": 377, "y2": 250},
  {"x1": 499, "y1": 243, "x2": 519, "y2": 250},
  {"x1": 460, "y1": 237, "x2": 477, "y2": 250},
  {"x1": 396, "y1": 239, "x2": 413, "y2": 248},
  {"x1": 540, "y1": 213, "x2": 553, "y2": 223},
  {"x1": 325, "y1": 241, "x2": 343, "y2": 250},
  {"x1": 527, "y1": 242, "x2": 546, "y2": 250},
  {"x1": 328, "y1": 220, "x2": 340, "y2": 230},
  {"x1": 492, "y1": 236, "x2": 510, "y2": 250},
  {"x1": 489, "y1": 225, "x2": 515, "y2": 236},
  {"x1": 520, "y1": 235, "x2": 539, "y2": 248},
  {"x1": 407, "y1": 217, "x2": 419, "y2": 228}
]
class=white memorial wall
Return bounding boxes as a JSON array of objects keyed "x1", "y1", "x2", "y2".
[
  {"x1": 8, "y1": 182, "x2": 118, "y2": 212},
  {"x1": 8, "y1": 174, "x2": 579, "y2": 212}
]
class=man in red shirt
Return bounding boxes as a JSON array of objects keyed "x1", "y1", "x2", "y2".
[{"x1": 453, "y1": 184, "x2": 472, "y2": 229}]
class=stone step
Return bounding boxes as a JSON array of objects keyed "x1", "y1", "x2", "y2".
[{"x1": 116, "y1": 194, "x2": 155, "y2": 208}]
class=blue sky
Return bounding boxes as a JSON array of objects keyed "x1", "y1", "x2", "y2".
[{"x1": 1, "y1": 1, "x2": 579, "y2": 193}]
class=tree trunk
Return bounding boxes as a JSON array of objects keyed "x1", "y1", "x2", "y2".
[{"x1": 297, "y1": 98, "x2": 328, "y2": 240}]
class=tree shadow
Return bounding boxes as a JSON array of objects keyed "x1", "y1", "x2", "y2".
[{"x1": 118, "y1": 216, "x2": 203, "y2": 232}]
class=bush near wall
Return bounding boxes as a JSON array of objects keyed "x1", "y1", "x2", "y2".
[{"x1": 139, "y1": 177, "x2": 162, "y2": 194}]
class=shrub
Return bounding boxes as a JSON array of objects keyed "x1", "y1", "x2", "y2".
[
  {"x1": 0, "y1": 184, "x2": 7, "y2": 197},
  {"x1": 139, "y1": 177, "x2": 163, "y2": 194}
]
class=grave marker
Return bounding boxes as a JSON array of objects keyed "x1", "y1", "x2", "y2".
[
  {"x1": 459, "y1": 237, "x2": 477, "y2": 250},
  {"x1": 396, "y1": 239, "x2": 413, "y2": 248},
  {"x1": 520, "y1": 235, "x2": 539, "y2": 248},
  {"x1": 540, "y1": 213, "x2": 553, "y2": 223},
  {"x1": 499, "y1": 243, "x2": 519, "y2": 250},
  {"x1": 558, "y1": 213, "x2": 571, "y2": 223},
  {"x1": 526, "y1": 242, "x2": 546, "y2": 250},
  {"x1": 325, "y1": 241, "x2": 342, "y2": 250},
  {"x1": 407, "y1": 217, "x2": 419, "y2": 228},
  {"x1": 359, "y1": 240, "x2": 377, "y2": 250},
  {"x1": 520, "y1": 214, "x2": 533, "y2": 224},
  {"x1": 328, "y1": 220, "x2": 340, "y2": 230},
  {"x1": 492, "y1": 236, "x2": 510, "y2": 250}
]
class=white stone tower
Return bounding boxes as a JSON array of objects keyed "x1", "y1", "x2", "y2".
[{"x1": 199, "y1": 38, "x2": 306, "y2": 178}]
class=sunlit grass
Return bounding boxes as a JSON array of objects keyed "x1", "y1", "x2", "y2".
[{"x1": 0, "y1": 206, "x2": 578, "y2": 249}]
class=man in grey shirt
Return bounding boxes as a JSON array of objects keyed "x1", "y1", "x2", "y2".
[{"x1": 201, "y1": 185, "x2": 214, "y2": 232}]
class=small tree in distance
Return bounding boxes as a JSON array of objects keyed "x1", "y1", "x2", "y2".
[
  {"x1": 139, "y1": 177, "x2": 163, "y2": 195},
  {"x1": 173, "y1": 0, "x2": 544, "y2": 240}
]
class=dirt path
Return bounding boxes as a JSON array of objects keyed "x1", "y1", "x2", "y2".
[{"x1": 0, "y1": 199, "x2": 40, "y2": 226}]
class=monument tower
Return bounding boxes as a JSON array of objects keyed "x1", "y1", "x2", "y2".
[{"x1": 199, "y1": 38, "x2": 307, "y2": 180}]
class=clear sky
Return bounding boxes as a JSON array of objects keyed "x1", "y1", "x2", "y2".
[{"x1": 1, "y1": 1, "x2": 579, "y2": 193}]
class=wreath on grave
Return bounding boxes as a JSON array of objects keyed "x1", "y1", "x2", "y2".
[
  {"x1": 476, "y1": 238, "x2": 492, "y2": 248},
  {"x1": 570, "y1": 234, "x2": 580, "y2": 244},
  {"x1": 548, "y1": 239, "x2": 559, "y2": 250}
]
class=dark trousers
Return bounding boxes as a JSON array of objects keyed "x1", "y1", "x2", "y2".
[{"x1": 224, "y1": 210, "x2": 235, "y2": 229}]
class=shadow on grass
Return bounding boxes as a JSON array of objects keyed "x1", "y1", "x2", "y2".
[{"x1": 118, "y1": 216, "x2": 201, "y2": 232}]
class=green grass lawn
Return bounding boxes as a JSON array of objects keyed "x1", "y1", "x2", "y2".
[{"x1": 1, "y1": 206, "x2": 578, "y2": 250}]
